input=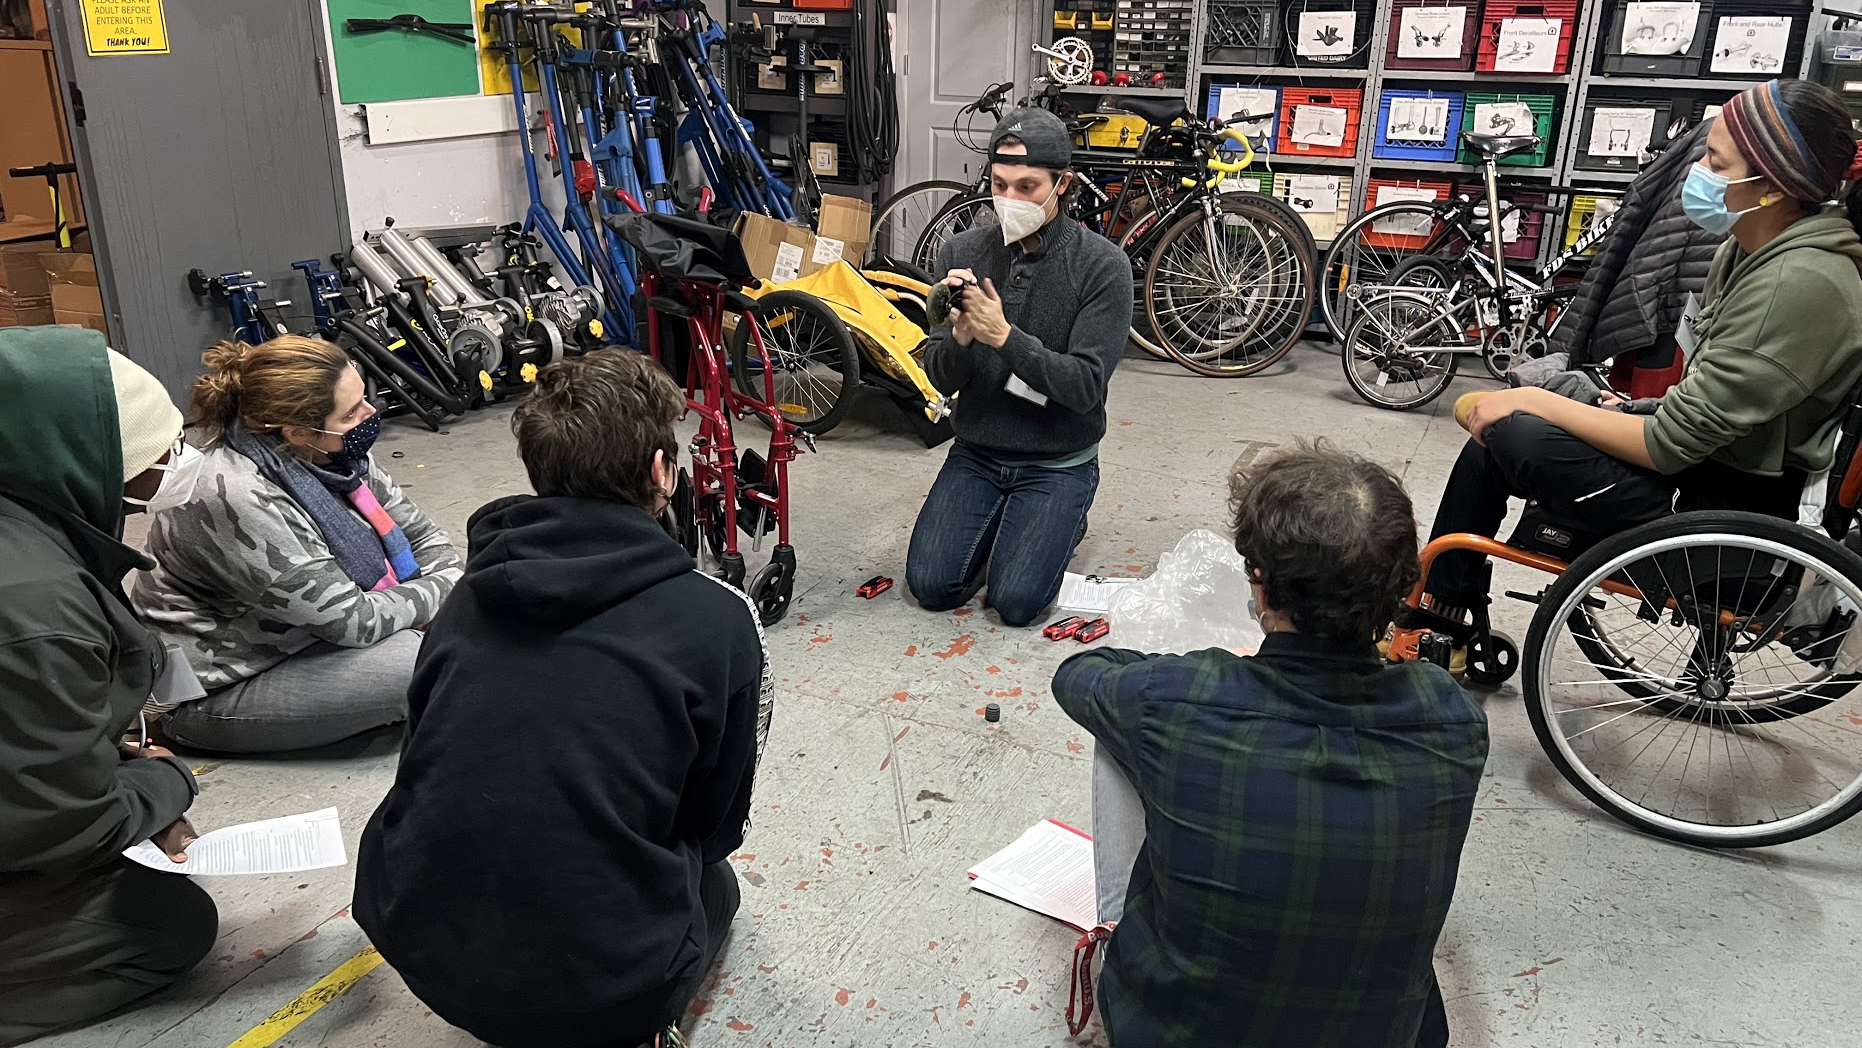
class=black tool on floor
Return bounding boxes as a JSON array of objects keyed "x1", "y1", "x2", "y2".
[
  {"x1": 345, "y1": 15, "x2": 476, "y2": 44},
  {"x1": 984, "y1": 703, "x2": 1001, "y2": 723}
]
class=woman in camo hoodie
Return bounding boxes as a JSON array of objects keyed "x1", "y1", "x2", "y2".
[{"x1": 132, "y1": 336, "x2": 461, "y2": 754}]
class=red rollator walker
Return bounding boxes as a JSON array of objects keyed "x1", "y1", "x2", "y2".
[{"x1": 609, "y1": 190, "x2": 811, "y2": 625}]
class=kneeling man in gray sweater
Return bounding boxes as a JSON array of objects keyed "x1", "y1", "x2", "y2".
[{"x1": 905, "y1": 108, "x2": 1134, "y2": 626}]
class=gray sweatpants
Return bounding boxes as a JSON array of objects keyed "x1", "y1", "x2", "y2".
[
  {"x1": 0, "y1": 860, "x2": 218, "y2": 1047},
  {"x1": 163, "y1": 630, "x2": 424, "y2": 754}
]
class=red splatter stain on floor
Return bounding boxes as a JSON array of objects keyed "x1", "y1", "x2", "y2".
[
  {"x1": 1848, "y1": 712, "x2": 1862, "y2": 725},
  {"x1": 795, "y1": 880, "x2": 811, "y2": 890},
  {"x1": 866, "y1": 998, "x2": 877, "y2": 1009},
  {"x1": 251, "y1": 948, "x2": 267, "y2": 959},
  {"x1": 953, "y1": 607, "x2": 974, "y2": 618},
  {"x1": 836, "y1": 988, "x2": 852, "y2": 1006},
  {"x1": 975, "y1": 706, "x2": 988, "y2": 716},
  {"x1": 1126, "y1": 546, "x2": 1137, "y2": 554},
  {"x1": 990, "y1": 686, "x2": 1024, "y2": 698},
  {"x1": 893, "y1": 726, "x2": 910, "y2": 742},
  {"x1": 1494, "y1": 798, "x2": 1508, "y2": 805},
  {"x1": 1012, "y1": 977, "x2": 1030, "y2": 994},
  {"x1": 1066, "y1": 740, "x2": 1084, "y2": 753},
  {"x1": 690, "y1": 996, "x2": 716, "y2": 1016},
  {"x1": 1118, "y1": 420, "x2": 1133, "y2": 426},
  {"x1": 757, "y1": 964, "x2": 776, "y2": 973},
  {"x1": 928, "y1": 940, "x2": 939, "y2": 950},
  {"x1": 809, "y1": 634, "x2": 833, "y2": 645},
  {"x1": 904, "y1": 644, "x2": 918, "y2": 657},
  {"x1": 732, "y1": 852, "x2": 757, "y2": 862},
  {"x1": 892, "y1": 691, "x2": 910, "y2": 702},
  {"x1": 1125, "y1": 564, "x2": 1144, "y2": 573},
  {"x1": 935, "y1": 634, "x2": 978, "y2": 659},
  {"x1": 821, "y1": 847, "x2": 834, "y2": 857},
  {"x1": 986, "y1": 665, "x2": 1001, "y2": 674},
  {"x1": 877, "y1": 754, "x2": 892, "y2": 772},
  {"x1": 727, "y1": 1018, "x2": 755, "y2": 1031},
  {"x1": 957, "y1": 991, "x2": 972, "y2": 1009}
]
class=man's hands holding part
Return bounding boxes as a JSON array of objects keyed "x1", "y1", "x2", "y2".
[
  {"x1": 941, "y1": 269, "x2": 1012, "y2": 349},
  {"x1": 117, "y1": 738, "x2": 198, "y2": 863}
]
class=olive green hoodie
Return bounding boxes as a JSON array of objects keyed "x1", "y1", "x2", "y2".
[
  {"x1": 1646, "y1": 210, "x2": 1862, "y2": 477},
  {"x1": 0, "y1": 327, "x2": 197, "y2": 896}
]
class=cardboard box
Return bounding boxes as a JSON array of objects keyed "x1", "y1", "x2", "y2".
[
  {"x1": 0, "y1": 243, "x2": 52, "y2": 297},
  {"x1": 42, "y1": 251, "x2": 107, "y2": 337},
  {"x1": 734, "y1": 194, "x2": 871, "y2": 284},
  {"x1": 0, "y1": 291, "x2": 54, "y2": 327}
]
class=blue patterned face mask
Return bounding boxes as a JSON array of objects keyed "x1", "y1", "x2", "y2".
[
  {"x1": 1682, "y1": 164, "x2": 1764, "y2": 235},
  {"x1": 314, "y1": 412, "x2": 381, "y2": 465}
]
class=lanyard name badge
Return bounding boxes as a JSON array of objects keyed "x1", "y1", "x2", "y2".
[
  {"x1": 1676, "y1": 292, "x2": 1702, "y2": 357},
  {"x1": 154, "y1": 643, "x2": 208, "y2": 706},
  {"x1": 1005, "y1": 372, "x2": 1049, "y2": 407}
]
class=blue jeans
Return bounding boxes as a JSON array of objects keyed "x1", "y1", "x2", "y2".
[{"x1": 906, "y1": 442, "x2": 1098, "y2": 627}]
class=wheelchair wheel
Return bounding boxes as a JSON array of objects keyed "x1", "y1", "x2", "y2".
[
  {"x1": 1463, "y1": 630, "x2": 1518, "y2": 686},
  {"x1": 1523, "y1": 511, "x2": 1862, "y2": 847},
  {"x1": 729, "y1": 290, "x2": 861, "y2": 434},
  {"x1": 748, "y1": 560, "x2": 793, "y2": 626},
  {"x1": 1340, "y1": 290, "x2": 1463, "y2": 410}
]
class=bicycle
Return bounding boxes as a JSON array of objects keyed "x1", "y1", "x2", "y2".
[{"x1": 1333, "y1": 131, "x2": 1624, "y2": 409}]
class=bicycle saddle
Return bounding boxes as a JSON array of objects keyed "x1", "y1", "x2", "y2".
[
  {"x1": 1113, "y1": 96, "x2": 1191, "y2": 127},
  {"x1": 1459, "y1": 131, "x2": 1543, "y2": 160}
]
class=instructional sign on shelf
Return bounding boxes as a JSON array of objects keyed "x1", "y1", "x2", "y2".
[
  {"x1": 1621, "y1": 2, "x2": 1700, "y2": 56},
  {"x1": 79, "y1": 0, "x2": 169, "y2": 56},
  {"x1": 1287, "y1": 175, "x2": 1340, "y2": 215},
  {"x1": 1588, "y1": 106, "x2": 1657, "y2": 157},
  {"x1": 1371, "y1": 186, "x2": 1440, "y2": 236},
  {"x1": 1397, "y1": 6, "x2": 1466, "y2": 60},
  {"x1": 1493, "y1": 17, "x2": 1560, "y2": 72},
  {"x1": 1387, "y1": 96, "x2": 1451, "y2": 143},
  {"x1": 1711, "y1": 15, "x2": 1790, "y2": 74}
]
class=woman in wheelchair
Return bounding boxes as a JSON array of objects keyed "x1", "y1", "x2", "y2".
[{"x1": 1413, "y1": 78, "x2": 1862, "y2": 659}]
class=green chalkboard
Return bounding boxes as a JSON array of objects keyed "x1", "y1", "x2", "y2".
[{"x1": 328, "y1": 0, "x2": 480, "y2": 104}]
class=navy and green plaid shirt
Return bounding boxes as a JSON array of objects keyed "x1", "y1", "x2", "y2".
[{"x1": 1054, "y1": 632, "x2": 1488, "y2": 1048}]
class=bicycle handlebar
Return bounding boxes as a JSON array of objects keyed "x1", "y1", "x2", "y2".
[
  {"x1": 8, "y1": 163, "x2": 76, "y2": 179},
  {"x1": 1182, "y1": 127, "x2": 1254, "y2": 189}
]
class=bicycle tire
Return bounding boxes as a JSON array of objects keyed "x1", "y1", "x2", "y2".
[
  {"x1": 1145, "y1": 195, "x2": 1315, "y2": 378},
  {"x1": 1339, "y1": 289, "x2": 1463, "y2": 410},
  {"x1": 870, "y1": 180, "x2": 970, "y2": 265},
  {"x1": 729, "y1": 290, "x2": 862, "y2": 434},
  {"x1": 1318, "y1": 201, "x2": 1470, "y2": 341},
  {"x1": 911, "y1": 193, "x2": 996, "y2": 275}
]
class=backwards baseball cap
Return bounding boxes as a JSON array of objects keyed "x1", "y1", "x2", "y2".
[{"x1": 989, "y1": 107, "x2": 1072, "y2": 169}]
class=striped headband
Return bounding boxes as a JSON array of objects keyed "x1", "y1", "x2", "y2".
[{"x1": 1719, "y1": 79, "x2": 1832, "y2": 204}]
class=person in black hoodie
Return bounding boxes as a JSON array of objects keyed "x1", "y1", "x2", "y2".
[{"x1": 354, "y1": 349, "x2": 772, "y2": 1048}]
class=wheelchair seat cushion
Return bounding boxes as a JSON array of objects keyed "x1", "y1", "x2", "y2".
[{"x1": 1507, "y1": 501, "x2": 1610, "y2": 561}]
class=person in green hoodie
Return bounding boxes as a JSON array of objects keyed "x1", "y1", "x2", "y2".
[
  {"x1": 1415, "y1": 78, "x2": 1862, "y2": 631},
  {"x1": 0, "y1": 328, "x2": 217, "y2": 1047}
]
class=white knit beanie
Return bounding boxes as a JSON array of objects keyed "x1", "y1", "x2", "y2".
[{"x1": 107, "y1": 348, "x2": 182, "y2": 482}]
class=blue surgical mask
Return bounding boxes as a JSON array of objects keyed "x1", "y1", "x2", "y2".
[{"x1": 1682, "y1": 164, "x2": 1764, "y2": 235}]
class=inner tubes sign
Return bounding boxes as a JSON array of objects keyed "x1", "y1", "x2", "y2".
[{"x1": 79, "y1": 0, "x2": 170, "y2": 55}]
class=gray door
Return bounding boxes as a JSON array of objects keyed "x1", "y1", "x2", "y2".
[
  {"x1": 895, "y1": 0, "x2": 1034, "y2": 189},
  {"x1": 44, "y1": 0, "x2": 347, "y2": 395}
]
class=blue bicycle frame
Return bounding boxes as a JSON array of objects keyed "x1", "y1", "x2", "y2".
[{"x1": 658, "y1": 7, "x2": 792, "y2": 218}]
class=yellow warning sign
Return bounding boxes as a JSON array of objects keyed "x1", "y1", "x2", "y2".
[{"x1": 80, "y1": 0, "x2": 170, "y2": 56}]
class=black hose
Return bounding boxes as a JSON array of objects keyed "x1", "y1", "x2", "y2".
[{"x1": 847, "y1": 0, "x2": 897, "y2": 179}]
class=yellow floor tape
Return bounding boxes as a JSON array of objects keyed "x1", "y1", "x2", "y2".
[{"x1": 224, "y1": 945, "x2": 384, "y2": 1048}]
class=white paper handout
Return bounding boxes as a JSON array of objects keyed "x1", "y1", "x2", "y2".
[
  {"x1": 125, "y1": 807, "x2": 347, "y2": 876},
  {"x1": 1214, "y1": 85, "x2": 1278, "y2": 138},
  {"x1": 1057, "y1": 571, "x2": 1138, "y2": 614},
  {"x1": 1500, "y1": 205, "x2": 1526, "y2": 245},
  {"x1": 1587, "y1": 106, "x2": 1657, "y2": 156},
  {"x1": 1387, "y1": 96, "x2": 1451, "y2": 143},
  {"x1": 1296, "y1": 10, "x2": 1357, "y2": 58},
  {"x1": 1472, "y1": 101, "x2": 1536, "y2": 137},
  {"x1": 1372, "y1": 185, "x2": 1440, "y2": 235},
  {"x1": 1290, "y1": 104, "x2": 1348, "y2": 147},
  {"x1": 1494, "y1": 17, "x2": 1561, "y2": 71},
  {"x1": 967, "y1": 819, "x2": 1098, "y2": 932},
  {"x1": 1712, "y1": 15, "x2": 1789, "y2": 74},
  {"x1": 1286, "y1": 174, "x2": 1341, "y2": 214},
  {"x1": 1621, "y1": 2, "x2": 1700, "y2": 55},
  {"x1": 1397, "y1": 5, "x2": 1466, "y2": 59}
]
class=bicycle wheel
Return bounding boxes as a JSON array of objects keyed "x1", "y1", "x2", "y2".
[
  {"x1": 1118, "y1": 203, "x2": 1171, "y2": 359},
  {"x1": 1339, "y1": 289, "x2": 1463, "y2": 410},
  {"x1": 911, "y1": 194, "x2": 996, "y2": 275},
  {"x1": 1144, "y1": 195, "x2": 1315, "y2": 378},
  {"x1": 1524, "y1": 512, "x2": 1862, "y2": 847},
  {"x1": 730, "y1": 290, "x2": 861, "y2": 434},
  {"x1": 1319, "y1": 202, "x2": 1474, "y2": 340},
  {"x1": 870, "y1": 180, "x2": 969, "y2": 265}
]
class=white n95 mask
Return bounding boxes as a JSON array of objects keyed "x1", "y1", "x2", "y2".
[
  {"x1": 993, "y1": 182, "x2": 1059, "y2": 244},
  {"x1": 125, "y1": 439, "x2": 205, "y2": 514}
]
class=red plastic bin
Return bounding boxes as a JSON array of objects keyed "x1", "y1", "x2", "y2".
[
  {"x1": 1475, "y1": 0, "x2": 1578, "y2": 74},
  {"x1": 1385, "y1": 0, "x2": 1481, "y2": 71},
  {"x1": 1361, "y1": 179, "x2": 1453, "y2": 250},
  {"x1": 1277, "y1": 88, "x2": 1363, "y2": 158}
]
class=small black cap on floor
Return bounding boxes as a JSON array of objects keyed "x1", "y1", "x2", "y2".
[{"x1": 984, "y1": 703, "x2": 1001, "y2": 723}]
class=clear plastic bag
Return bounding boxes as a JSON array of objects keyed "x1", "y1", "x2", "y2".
[{"x1": 1105, "y1": 529, "x2": 1266, "y2": 655}]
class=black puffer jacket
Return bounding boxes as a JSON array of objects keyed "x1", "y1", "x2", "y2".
[{"x1": 1550, "y1": 122, "x2": 1725, "y2": 366}]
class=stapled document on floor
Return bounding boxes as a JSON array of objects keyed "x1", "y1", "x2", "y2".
[
  {"x1": 1056, "y1": 572, "x2": 1136, "y2": 615},
  {"x1": 124, "y1": 807, "x2": 347, "y2": 876},
  {"x1": 967, "y1": 819, "x2": 1098, "y2": 931}
]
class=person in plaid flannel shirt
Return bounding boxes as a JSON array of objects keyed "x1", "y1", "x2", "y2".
[{"x1": 1055, "y1": 441, "x2": 1489, "y2": 1048}]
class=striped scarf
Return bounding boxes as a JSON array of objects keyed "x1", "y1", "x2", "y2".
[
  {"x1": 344, "y1": 481, "x2": 421, "y2": 590},
  {"x1": 1720, "y1": 79, "x2": 1833, "y2": 205}
]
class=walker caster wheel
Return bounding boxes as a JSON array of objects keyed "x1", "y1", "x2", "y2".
[
  {"x1": 1464, "y1": 630, "x2": 1519, "y2": 687},
  {"x1": 186, "y1": 268, "x2": 211, "y2": 297},
  {"x1": 718, "y1": 551, "x2": 746, "y2": 589},
  {"x1": 748, "y1": 560, "x2": 793, "y2": 626}
]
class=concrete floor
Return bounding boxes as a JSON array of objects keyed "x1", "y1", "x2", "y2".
[{"x1": 60, "y1": 341, "x2": 1862, "y2": 1048}]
